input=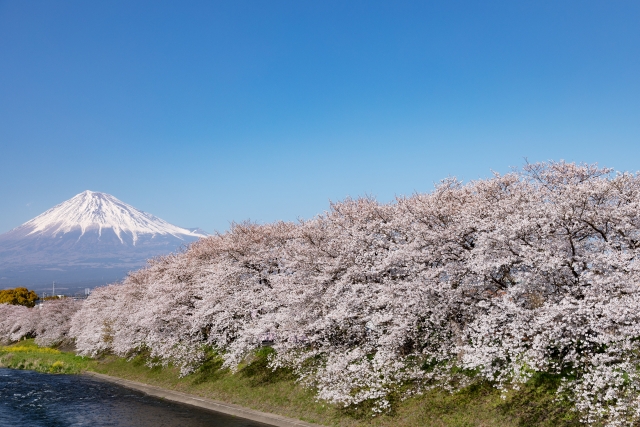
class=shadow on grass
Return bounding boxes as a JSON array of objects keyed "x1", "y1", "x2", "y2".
[
  {"x1": 239, "y1": 347, "x2": 296, "y2": 386},
  {"x1": 498, "y1": 373, "x2": 581, "y2": 427},
  {"x1": 336, "y1": 374, "x2": 583, "y2": 426},
  {"x1": 191, "y1": 353, "x2": 226, "y2": 385},
  {"x1": 188, "y1": 346, "x2": 295, "y2": 387},
  {"x1": 339, "y1": 395, "x2": 401, "y2": 420}
]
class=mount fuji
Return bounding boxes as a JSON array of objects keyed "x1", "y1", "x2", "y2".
[{"x1": 0, "y1": 191, "x2": 208, "y2": 292}]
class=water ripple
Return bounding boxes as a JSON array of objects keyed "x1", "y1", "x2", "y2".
[{"x1": 0, "y1": 368, "x2": 268, "y2": 427}]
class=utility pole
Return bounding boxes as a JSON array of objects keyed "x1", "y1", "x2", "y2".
[{"x1": 52, "y1": 281, "x2": 55, "y2": 297}]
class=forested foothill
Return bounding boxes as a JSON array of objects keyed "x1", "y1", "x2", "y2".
[{"x1": 3, "y1": 162, "x2": 640, "y2": 426}]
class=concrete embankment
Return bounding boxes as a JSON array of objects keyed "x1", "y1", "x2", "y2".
[{"x1": 84, "y1": 371, "x2": 324, "y2": 427}]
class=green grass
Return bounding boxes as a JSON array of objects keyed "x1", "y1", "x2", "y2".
[
  {"x1": 0, "y1": 339, "x2": 90, "y2": 374},
  {"x1": 0, "y1": 341, "x2": 583, "y2": 427}
]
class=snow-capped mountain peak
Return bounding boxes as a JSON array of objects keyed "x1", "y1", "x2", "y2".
[
  {"x1": 17, "y1": 190, "x2": 206, "y2": 244},
  {"x1": 0, "y1": 191, "x2": 209, "y2": 288}
]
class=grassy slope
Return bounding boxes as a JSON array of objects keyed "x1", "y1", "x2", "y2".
[
  {"x1": 0, "y1": 340, "x2": 581, "y2": 427},
  {"x1": 0, "y1": 339, "x2": 90, "y2": 374}
]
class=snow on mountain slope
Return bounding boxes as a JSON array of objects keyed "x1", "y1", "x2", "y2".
[{"x1": 16, "y1": 190, "x2": 206, "y2": 244}]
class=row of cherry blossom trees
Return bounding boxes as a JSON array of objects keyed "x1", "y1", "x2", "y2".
[
  {"x1": 4, "y1": 161, "x2": 639, "y2": 425},
  {"x1": 0, "y1": 298, "x2": 82, "y2": 347}
]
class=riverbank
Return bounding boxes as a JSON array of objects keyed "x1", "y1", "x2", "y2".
[
  {"x1": 0, "y1": 340, "x2": 581, "y2": 427},
  {"x1": 85, "y1": 371, "x2": 321, "y2": 427}
]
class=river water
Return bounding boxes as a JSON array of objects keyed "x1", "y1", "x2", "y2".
[{"x1": 0, "y1": 368, "x2": 270, "y2": 427}]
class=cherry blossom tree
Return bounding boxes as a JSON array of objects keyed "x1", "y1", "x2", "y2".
[
  {"x1": 0, "y1": 303, "x2": 38, "y2": 343},
  {"x1": 35, "y1": 298, "x2": 83, "y2": 347}
]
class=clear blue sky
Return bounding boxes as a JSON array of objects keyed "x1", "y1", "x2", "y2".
[{"x1": 1, "y1": 1, "x2": 639, "y2": 234}]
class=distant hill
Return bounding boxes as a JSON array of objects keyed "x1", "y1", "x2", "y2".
[{"x1": 0, "y1": 191, "x2": 208, "y2": 292}]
